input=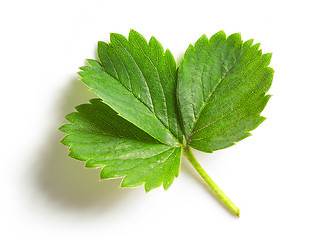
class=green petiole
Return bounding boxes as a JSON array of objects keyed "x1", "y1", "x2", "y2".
[{"x1": 183, "y1": 146, "x2": 240, "y2": 217}]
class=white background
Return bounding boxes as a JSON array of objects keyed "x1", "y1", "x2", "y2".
[{"x1": 1, "y1": 0, "x2": 317, "y2": 239}]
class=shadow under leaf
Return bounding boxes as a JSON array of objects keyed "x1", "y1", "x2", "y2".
[{"x1": 32, "y1": 76, "x2": 139, "y2": 215}]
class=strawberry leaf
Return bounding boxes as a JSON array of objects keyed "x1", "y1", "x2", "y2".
[
  {"x1": 177, "y1": 31, "x2": 273, "y2": 152},
  {"x1": 79, "y1": 30, "x2": 183, "y2": 146},
  {"x1": 60, "y1": 30, "x2": 274, "y2": 216},
  {"x1": 60, "y1": 99, "x2": 181, "y2": 191}
]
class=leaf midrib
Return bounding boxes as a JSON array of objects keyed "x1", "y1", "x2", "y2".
[
  {"x1": 190, "y1": 53, "x2": 269, "y2": 137},
  {"x1": 186, "y1": 43, "x2": 256, "y2": 143},
  {"x1": 132, "y1": 35, "x2": 170, "y2": 129},
  {"x1": 190, "y1": 72, "x2": 272, "y2": 142},
  {"x1": 106, "y1": 35, "x2": 181, "y2": 145}
]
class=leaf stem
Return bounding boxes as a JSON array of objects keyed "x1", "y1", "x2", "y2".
[{"x1": 183, "y1": 146, "x2": 240, "y2": 217}]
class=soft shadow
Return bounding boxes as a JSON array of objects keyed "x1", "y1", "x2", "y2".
[
  {"x1": 32, "y1": 76, "x2": 137, "y2": 214},
  {"x1": 180, "y1": 152, "x2": 238, "y2": 217}
]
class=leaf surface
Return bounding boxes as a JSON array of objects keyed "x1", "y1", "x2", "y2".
[
  {"x1": 60, "y1": 99, "x2": 181, "y2": 191},
  {"x1": 79, "y1": 30, "x2": 183, "y2": 145},
  {"x1": 177, "y1": 31, "x2": 273, "y2": 152}
]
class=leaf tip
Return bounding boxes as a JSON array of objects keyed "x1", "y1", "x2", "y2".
[
  {"x1": 97, "y1": 40, "x2": 108, "y2": 48},
  {"x1": 58, "y1": 124, "x2": 67, "y2": 133},
  {"x1": 60, "y1": 135, "x2": 69, "y2": 146},
  {"x1": 163, "y1": 181, "x2": 172, "y2": 191},
  {"x1": 259, "y1": 115, "x2": 267, "y2": 122},
  {"x1": 109, "y1": 32, "x2": 126, "y2": 42},
  {"x1": 129, "y1": 29, "x2": 143, "y2": 40},
  {"x1": 77, "y1": 68, "x2": 85, "y2": 74},
  {"x1": 214, "y1": 30, "x2": 226, "y2": 38},
  {"x1": 217, "y1": 29, "x2": 226, "y2": 35}
]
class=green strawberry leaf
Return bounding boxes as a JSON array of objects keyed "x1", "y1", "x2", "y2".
[
  {"x1": 60, "y1": 99, "x2": 181, "y2": 191},
  {"x1": 177, "y1": 31, "x2": 273, "y2": 152},
  {"x1": 60, "y1": 30, "x2": 274, "y2": 216},
  {"x1": 79, "y1": 30, "x2": 183, "y2": 146}
]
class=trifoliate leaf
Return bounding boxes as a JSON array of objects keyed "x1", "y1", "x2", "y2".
[
  {"x1": 60, "y1": 99, "x2": 181, "y2": 191},
  {"x1": 177, "y1": 31, "x2": 273, "y2": 152},
  {"x1": 60, "y1": 30, "x2": 273, "y2": 216}
]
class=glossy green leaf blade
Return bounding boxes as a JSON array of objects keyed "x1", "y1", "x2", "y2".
[
  {"x1": 100, "y1": 147, "x2": 182, "y2": 192},
  {"x1": 96, "y1": 29, "x2": 183, "y2": 143},
  {"x1": 79, "y1": 59, "x2": 178, "y2": 146},
  {"x1": 177, "y1": 31, "x2": 273, "y2": 152},
  {"x1": 60, "y1": 99, "x2": 181, "y2": 191}
]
